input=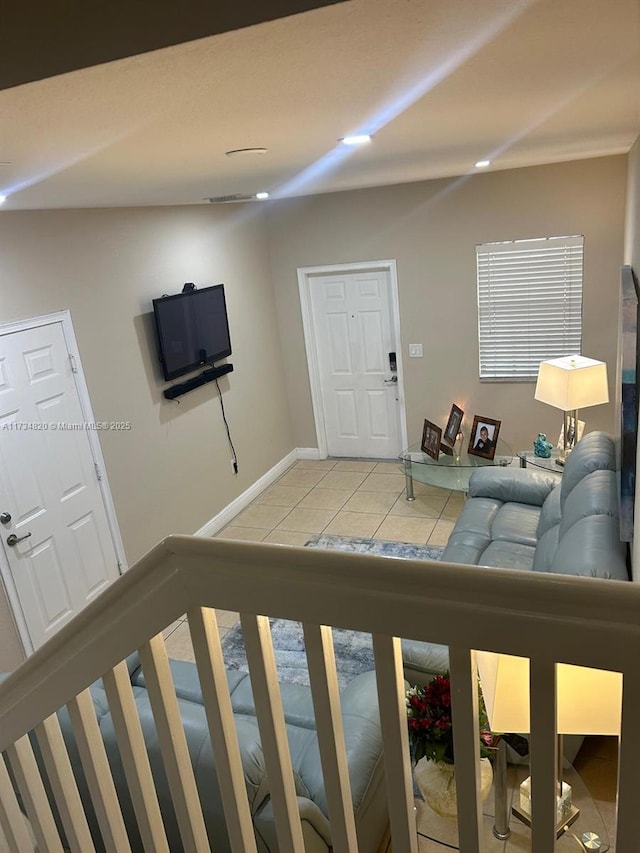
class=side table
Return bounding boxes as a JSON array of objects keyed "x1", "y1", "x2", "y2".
[
  {"x1": 399, "y1": 439, "x2": 515, "y2": 500},
  {"x1": 518, "y1": 450, "x2": 564, "y2": 475}
]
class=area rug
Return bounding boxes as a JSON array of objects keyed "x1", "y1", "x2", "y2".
[
  {"x1": 305, "y1": 534, "x2": 445, "y2": 562},
  {"x1": 220, "y1": 535, "x2": 444, "y2": 688}
]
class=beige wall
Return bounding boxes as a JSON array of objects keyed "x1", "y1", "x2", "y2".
[
  {"x1": 0, "y1": 204, "x2": 293, "y2": 668},
  {"x1": 267, "y1": 156, "x2": 628, "y2": 452}
]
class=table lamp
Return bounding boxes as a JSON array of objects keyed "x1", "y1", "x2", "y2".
[
  {"x1": 477, "y1": 651, "x2": 621, "y2": 835},
  {"x1": 534, "y1": 356, "x2": 609, "y2": 466}
]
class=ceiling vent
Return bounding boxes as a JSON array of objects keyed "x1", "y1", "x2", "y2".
[{"x1": 206, "y1": 193, "x2": 255, "y2": 203}]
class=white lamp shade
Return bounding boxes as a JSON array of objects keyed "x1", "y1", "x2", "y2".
[
  {"x1": 477, "y1": 651, "x2": 622, "y2": 736},
  {"x1": 534, "y1": 356, "x2": 609, "y2": 411}
]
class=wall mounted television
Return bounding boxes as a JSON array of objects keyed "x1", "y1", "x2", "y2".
[{"x1": 153, "y1": 284, "x2": 232, "y2": 381}]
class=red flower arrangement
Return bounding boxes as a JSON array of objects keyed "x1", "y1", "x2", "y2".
[{"x1": 406, "y1": 673, "x2": 497, "y2": 765}]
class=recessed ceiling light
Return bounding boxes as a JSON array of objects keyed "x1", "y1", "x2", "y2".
[
  {"x1": 225, "y1": 147, "x2": 268, "y2": 157},
  {"x1": 255, "y1": 192, "x2": 269, "y2": 200},
  {"x1": 475, "y1": 160, "x2": 491, "y2": 168},
  {"x1": 0, "y1": 195, "x2": 6, "y2": 205},
  {"x1": 340, "y1": 135, "x2": 372, "y2": 146}
]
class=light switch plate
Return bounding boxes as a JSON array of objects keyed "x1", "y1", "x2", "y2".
[{"x1": 409, "y1": 344, "x2": 423, "y2": 358}]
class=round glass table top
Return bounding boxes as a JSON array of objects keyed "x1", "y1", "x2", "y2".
[
  {"x1": 401, "y1": 438, "x2": 514, "y2": 469},
  {"x1": 400, "y1": 438, "x2": 515, "y2": 493},
  {"x1": 518, "y1": 449, "x2": 564, "y2": 474}
]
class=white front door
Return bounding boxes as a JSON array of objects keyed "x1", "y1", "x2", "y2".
[
  {"x1": 0, "y1": 320, "x2": 121, "y2": 650},
  {"x1": 309, "y1": 268, "x2": 401, "y2": 458}
]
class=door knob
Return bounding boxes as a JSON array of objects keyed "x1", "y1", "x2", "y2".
[
  {"x1": 6, "y1": 532, "x2": 31, "y2": 546},
  {"x1": 0, "y1": 512, "x2": 11, "y2": 524},
  {"x1": 384, "y1": 376, "x2": 398, "y2": 384}
]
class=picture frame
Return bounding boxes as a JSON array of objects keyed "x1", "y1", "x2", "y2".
[
  {"x1": 443, "y1": 403, "x2": 464, "y2": 446},
  {"x1": 468, "y1": 415, "x2": 501, "y2": 460},
  {"x1": 421, "y1": 419, "x2": 442, "y2": 460}
]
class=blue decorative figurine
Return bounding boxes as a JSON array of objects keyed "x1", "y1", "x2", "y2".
[{"x1": 533, "y1": 432, "x2": 553, "y2": 458}]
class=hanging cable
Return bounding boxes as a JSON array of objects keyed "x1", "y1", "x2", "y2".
[{"x1": 215, "y1": 378, "x2": 238, "y2": 473}]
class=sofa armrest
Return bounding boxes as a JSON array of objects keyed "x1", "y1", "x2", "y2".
[
  {"x1": 468, "y1": 467, "x2": 559, "y2": 507},
  {"x1": 254, "y1": 796, "x2": 332, "y2": 851}
]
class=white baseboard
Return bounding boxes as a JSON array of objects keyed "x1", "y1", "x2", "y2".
[
  {"x1": 195, "y1": 450, "x2": 299, "y2": 537},
  {"x1": 296, "y1": 447, "x2": 324, "y2": 460}
]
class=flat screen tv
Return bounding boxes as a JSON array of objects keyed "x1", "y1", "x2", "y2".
[{"x1": 153, "y1": 284, "x2": 232, "y2": 381}]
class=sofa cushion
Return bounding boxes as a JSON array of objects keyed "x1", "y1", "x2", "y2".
[
  {"x1": 491, "y1": 503, "x2": 541, "y2": 547},
  {"x1": 548, "y1": 515, "x2": 628, "y2": 580},
  {"x1": 400, "y1": 640, "x2": 450, "y2": 680},
  {"x1": 478, "y1": 540, "x2": 537, "y2": 570},
  {"x1": 559, "y1": 470, "x2": 619, "y2": 537},
  {"x1": 532, "y1": 526, "x2": 560, "y2": 573},
  {"x1": 131, "y1": 657, "x2": 248, "y2": 706},
  {"x1": 537, "y1": 485, "x2": 562, "y2": 538},
  {"x1": 468, "y1": 467, "x2": 559, "y2": 505},
  {"x1": 443, "y1": 498, "x2": 540, "y2": 563},
  {"x1": 560, "y1": 431, "x2": 617, "y2": 504},
  {"x1": 449, "y1": 497, "x2": 502, "y2": 539}
]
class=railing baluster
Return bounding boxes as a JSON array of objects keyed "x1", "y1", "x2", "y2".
[
  {"x1": 5, "y1": 734, "x2": 64, "y2": 852},
  {"x1": 372, "y1": 633, "x2": 417, "y2": 853},
  {"x1": 0, "y1": 753, "x2": 36, "y2": 852},
  {"x1": 101, "y1": 661, "x2": 170, "y2": 852},
  {"x1": 449, "y1": 646, "x2": 482, "y2": 853},
  {"x1": 67, "y1": 690, "x2": 132, "y2": 853},
  {"x1": 529, "y1": 659, "x2": 558, "y2": 853},
  {"x1": 240, "y1": 613, "x2": 305, "y2": 852},
  {"x1": 138, "y1": 634, "x2": 210, "y2": 852},
  {"x1": 188, "y1": 607, "x2": 258, "y2": 853},
  {"x1": 34, "y1": 714, "x2": 96, "y2": 853},
  {"x1": 303, "y1": 622, "x2": 358, "y2": 853}
]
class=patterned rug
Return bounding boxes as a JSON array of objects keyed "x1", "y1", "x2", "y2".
[
  {"x1": 305, "y1": 534, "x2": 445, "y2": 562},
  {"x1": 220, "y1": 535, "x2": 444, "y2": 688}
]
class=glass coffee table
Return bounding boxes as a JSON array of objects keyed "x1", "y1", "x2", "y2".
[
  {"x1": 518, "y1": 450, "x2": 564, "y2": 474},
  {"x1": 415, "y1": 760, "x2": 610, "y2": 851},
  {"x1": 399, "y1": 439, "x2": 515, "y2": 499}
]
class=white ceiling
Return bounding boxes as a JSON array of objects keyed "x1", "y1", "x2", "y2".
[{"x1": 1, "y1": 0, "x2": 639, "y2": 210}]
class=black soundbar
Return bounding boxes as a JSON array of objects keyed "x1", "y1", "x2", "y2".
[{"x1": 163, "y1": 363, "x2": 234, "y2": 400}]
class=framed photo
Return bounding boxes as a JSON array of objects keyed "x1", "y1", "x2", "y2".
[
  {"x1": 443, "y1": 403, "x2": 464, "y2": 446},
  {"x1": 468, "y1": 416, "x2": 501, "y2": 460},
  {"x1": 421, "y1": 419, "x2": 442, "y2": 460}
]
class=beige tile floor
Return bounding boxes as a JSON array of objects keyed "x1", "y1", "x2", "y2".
[{"x1": 161, "y1": 456, "x2": 617, "y2": 852}]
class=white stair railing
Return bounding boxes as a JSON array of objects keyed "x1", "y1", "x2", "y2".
[{"x1": 0, "y1": 534, "x2": 637, "y2": 851}]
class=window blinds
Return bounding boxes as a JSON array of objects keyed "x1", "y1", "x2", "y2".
[{"x1": 476, "y1": 235, "x2": 584, "y2": 380}]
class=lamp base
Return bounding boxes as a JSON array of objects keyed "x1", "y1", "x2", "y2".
[
  {"x1": 512, "y1": 802, "x2": 580, "y2": 837},
  {"x1": 513, "y1": 775, "x2": 579, "y2": 836}
]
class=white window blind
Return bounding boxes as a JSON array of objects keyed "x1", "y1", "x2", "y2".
[{"x1": 476, "y1": 235, "x2": 584, "y2": 380}]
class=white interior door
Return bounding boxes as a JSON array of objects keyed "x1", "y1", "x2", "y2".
[
  {"x1": 0, "y1": 320, "x2": 121, "y2": 650},
  {"x1": 309, "y1": 269, "x2": 401, "y2": 458}
]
